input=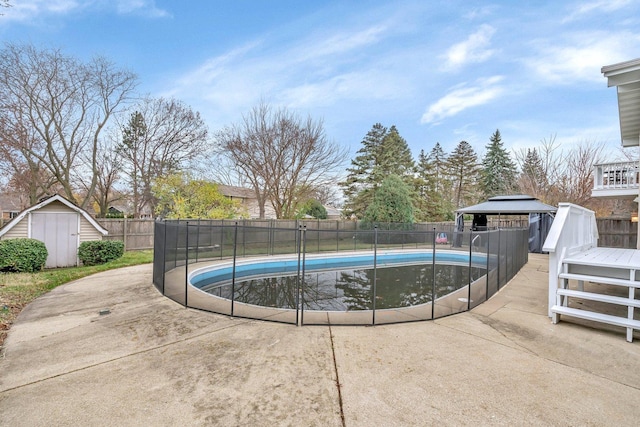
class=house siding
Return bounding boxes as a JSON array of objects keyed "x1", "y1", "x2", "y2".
[
  {"x1": 80, "y1": 216, "x2": 102, "y2": 242},
  {"x1": 0, "y1": 217, "x2": 28, "y2": 239},
  {"x1": 37, "y1": 200, "x2": 71, "y2": 213}
]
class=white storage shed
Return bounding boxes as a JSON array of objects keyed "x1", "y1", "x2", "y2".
[{"x1": 0, "y1": 194, "x2": 108, "y2": 268}]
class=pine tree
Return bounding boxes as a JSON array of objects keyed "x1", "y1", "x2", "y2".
[
  {"x1": 340, "y1": 124, "x2": 415, "y2": 219},
  {"x1": 446, "y1": 140, "x2": 481, "y2": 210},
  {"x1": 373, "y1": 125, "x2": 415, "y2": 183},
  {"x1": 481, "y1": 129, "x2": 518, "y2": 198},
  {"x1": 518, "y1": 148, "x2": 548, "y2": 199},
  {"x1": 415, "y1": 143, "x2": 452, "y2": 221},
  {"x1": 339, "y1": 123, "x2": 387, "y2": 218}
]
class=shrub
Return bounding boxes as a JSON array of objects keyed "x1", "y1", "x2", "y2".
[
  {"x1": 78, "y1": 240, "x2": 125, "y2": 266},
  {"x1": 0, "y1": 238, "x2": 48, "y2": 273}
]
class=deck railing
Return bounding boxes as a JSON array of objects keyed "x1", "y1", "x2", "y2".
[
  {"x1": 592, "y1": 161, "x2": 639, "y2": 197},
  {"x1": 542, "y1": 203, "x2": 599, "y2": 317}
]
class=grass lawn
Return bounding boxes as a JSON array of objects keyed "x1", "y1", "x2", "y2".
[{"x1": 0, "y1": 250, "x2": 154, "y2": 350}]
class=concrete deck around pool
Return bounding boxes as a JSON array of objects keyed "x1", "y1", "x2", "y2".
[{"x1": 1, "y1": 254, "x2": 640, "y2": 426}]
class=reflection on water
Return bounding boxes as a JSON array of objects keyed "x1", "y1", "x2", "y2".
[{"x1": 206, "y1": 264, "x2": 485, "y2": 311}]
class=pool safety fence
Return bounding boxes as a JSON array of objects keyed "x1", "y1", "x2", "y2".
[{"x1": 152, "y1": 220, "x2": 529, "y2": 326}]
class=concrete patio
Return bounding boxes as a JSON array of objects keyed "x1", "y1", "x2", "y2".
[{"x1": 1, "y1": 254, "x2": 639, "y2": 426}]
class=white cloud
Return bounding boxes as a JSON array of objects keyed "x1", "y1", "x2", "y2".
[
  {"x1": 441, "y1": 24, "x2": 496, "y2": 71},
  {"x1": 116, "y1": 0, "x2": 170, "y2": 18},
  {"x1": 0, "y1": 0, "x2": 169, "y2": 22},
  {"x1": 1, "y1": 0, "x2": 84, "y2": 22},
  {"x1": 563, "y1": 0, "x2": 633, "y2": 23},
  {"x1": 525, "y1": 31, "x2": 640, "y2": 83},
  {"x1": 420, "y1": 76, "x2": 505, "y2": 124},
  {"x1": 292, "y1": 24, "x2": 388, "y2": 64},
  {"x1": 163, "y1": 19, "x2": 413, "y2": 127}
]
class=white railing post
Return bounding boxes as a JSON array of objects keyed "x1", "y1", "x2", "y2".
[{"x1": 542, "y1": 203, "x2": 598, "y2": 317}]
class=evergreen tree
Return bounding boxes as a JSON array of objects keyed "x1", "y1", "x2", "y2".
[
  {"x1": 414, "y1": 143, "x2": 452, "y2": 221},
  {"x1": 340, "y1": 123, "x2": 387, "y2": 218},
  {"x1": 340, "y1": 124, "x2": 415, "y2": 219},
  {"x1": 481, "y1": 129, "x2": 518, "y2": 198},
  {"x1": 518, "y1": 147, "x2": 547, "y2": 198},
  {"x1": 373, "y1": 125, "x2": 415, "y2": 183},
  {"x1": 446, "y1": 140, "x2": 481, "y2": 210},
  {"x1": 363, "y1": 174, "x2": 414, "y2": 224}
]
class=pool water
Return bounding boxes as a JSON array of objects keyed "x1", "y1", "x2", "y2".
[{"x1": 202, "y1": 263, "x2": 486, "y2": 311}]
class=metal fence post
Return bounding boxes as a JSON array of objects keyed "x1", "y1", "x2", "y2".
[
  {"x1": 295, "y1": 225, "x2": 302, "y2": 326},
  {"x1": 486, "y1": 230, "x2": 490, "y2": 300},
  {"x1": 497, "y1": 227, "x2": 501, "y2": 289},
  {"x1": 372, "y1": 226, "x2": 378, "y2": 325},
  {"x1": 185, "y1": 221, "x2": 189, "y2": 308},
  {"x1": 301, "y1": 226, "x2": 307, "y2": 325},
  {"x1": 432, "y1": 228, "x2": 436, "y2": 319},
  {"x1": 231, "y1": 222, "x2": 238, "y2": 317},
  {"x1": 195, "y1": 219, "x2": 200, "y2": 263},
  {"x1": 468, "y1": 229, "x2": 473, "y2": 311}
]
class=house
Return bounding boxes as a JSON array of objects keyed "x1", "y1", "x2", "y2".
[
  {"x1": 217, "y1": 184, "x2": 276, "y2": 219},
  {"x1": 543, "y1": 58, "x2": 640, "y2": 342},
  {"x1": 0, "y1": 194, "x2": 26, "y2": 227},
  {"x1": 324, "y1": 206, "x2": 343, "y2": 220},
  {"x1": 0, "y1": 194, "x2": 108, "y2": 268}
]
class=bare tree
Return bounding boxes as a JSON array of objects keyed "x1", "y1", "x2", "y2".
[
  {"x1": 79, "y1": 128, "x2": 125, "y2": 217},
  {"x1": 516, "y1": 135, "x2": 606, "y2": 209},
  {"x1": 515, "y1": 134, "x2": 562, "y2": 204},
  {"x1": 0, "y1": 43, "x2": 137, "y2": 208},
  {"x1": 216, "y1": 103, "x2": 348, "y2": 219},
  {"x1": 117, "y1": 97, "x2": 209, "y2": 217},
  {"x1": 0, "y1": 112, "x2": 56, "y2": 204}
]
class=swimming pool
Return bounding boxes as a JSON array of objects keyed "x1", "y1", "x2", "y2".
[
  {"x1": 153, "y1": 221, "x2": 529, "y2": 325},
  {"x1": 184, "y1": 250, "x2": 494, "y2": 325}
]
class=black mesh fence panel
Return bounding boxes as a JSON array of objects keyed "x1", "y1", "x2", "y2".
[{"x1": 152, "y1": 221, "x2": 529, "y2": 326}]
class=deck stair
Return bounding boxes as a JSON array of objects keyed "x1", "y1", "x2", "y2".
[
  {"x1": 543, "y1": 203, "x2": 639, "y2": 342},
  {"x1": 550, "y1": 248, "x2": 640, "y2": 342}
]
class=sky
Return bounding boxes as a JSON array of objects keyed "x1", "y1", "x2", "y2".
[{"x1": 2, "y1": 0, "x2": 640, "y2": 163}]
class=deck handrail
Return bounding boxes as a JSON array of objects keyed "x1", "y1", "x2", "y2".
[
  {"x1": 593, "y1": 161, "x2": 639, "y2": 190},
  {"x1": 542, "y1": 203, "x2": 598, "y2": 317}
]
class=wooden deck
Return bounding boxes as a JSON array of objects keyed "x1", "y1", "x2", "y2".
[{"x1": 563, "y1": 247, "x2": 640, "y2": 269}]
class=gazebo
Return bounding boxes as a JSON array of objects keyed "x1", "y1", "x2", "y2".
[{"x1": 455, "y1": 195, "x2": 557, "y2": 253}]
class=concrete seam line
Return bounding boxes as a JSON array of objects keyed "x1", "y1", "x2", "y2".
[
  {"x1": 328, "y1": 316, "x2": 346, "y2": 427},
  {"x1": 0, "y1": 317, "x2": 255, "y2": 394}
]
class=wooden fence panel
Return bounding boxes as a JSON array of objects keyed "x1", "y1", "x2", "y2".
[
  {"x1": 596, "y1": 217, "x2": 637, "y2": 249},
  {"x1": 98, "y1": 219, "x2": 155, "y2": 250}
]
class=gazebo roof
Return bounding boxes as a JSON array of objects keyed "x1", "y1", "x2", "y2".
[{"x1": 456, "y1": 195, "x2": 557, "y2": 215}]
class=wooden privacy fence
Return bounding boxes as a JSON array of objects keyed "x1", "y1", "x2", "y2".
[
  {"x1": 596, "y1": 217, "x2": 638, "y2": 248},
  {"x1": 95, "y1": 217, "x2": 638, "y2": 251},
  {"x1": 98, "y1": 219, "x2": 155, "y2": 250}
]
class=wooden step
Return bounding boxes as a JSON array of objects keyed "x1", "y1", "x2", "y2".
[
  {"x1": 556, "y1": 288, "x2": 640, "y2": 308},
  {"x1": 551, "y1": 305, "x2": 640, "y2": 331},
  {"x1": 558, "y1": 272, "x2": 640, "y2": 288}
]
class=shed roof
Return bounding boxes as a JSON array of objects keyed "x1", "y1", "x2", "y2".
[
  {"x1": 456, "y1": 195, "x2": 557, "y2": 215},
  {"x1": 0, "y1": 194, "x2": 108, "y2": 237}
]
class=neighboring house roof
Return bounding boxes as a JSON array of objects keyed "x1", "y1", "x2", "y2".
[
  {"x1": 217, "y1": 184, "x2": 256, "y2": 200},
  {"x1": 0, "y1": 194, "x2": 25, "y2": 213},
  {"x1": 602, "y1": 58, "x2": 640, "y2": 147},
  {"x1": 456, "y1": 195, "x2": 557, "y2": 215},
  {"x1": 0, "y1": 194, "x2": 108, "y2": 238},
  {"x1": 324, "y1": 206, "x2": 342, "y2": 217}
]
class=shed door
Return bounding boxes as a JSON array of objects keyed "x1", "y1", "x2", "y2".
[{"x1": 31, "y1": 212, "x2": 79, "y2": 268}]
